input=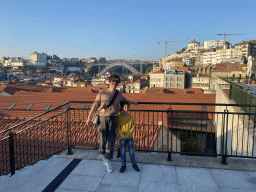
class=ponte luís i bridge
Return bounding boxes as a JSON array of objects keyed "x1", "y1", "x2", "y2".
[{"x1": 84, "y1": 61, "x2": 156, "y2": 76}]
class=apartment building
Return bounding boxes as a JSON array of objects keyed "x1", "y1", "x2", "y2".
[
  {"x1": 91, "y1": 77, "x2": 107, "y2": 86},
  {"x1": 30, "y1": 52, "x2": 47, "y2": 62},
  {"x1": 127, "y1": 73, "x2": 145, "y2": 82},
  {"x1": 203, "y1": 40, "x2": 225, "y2": 49},
  {"x1": 192, "y1": 74, "x2": 210, "y2": 90},
  {"x1": 150, "y1": 70, "x2": 165, "y2": 88},
  {"x1": 163, "y1": 62, "x2": 175, "y2": 71},
  {"x1": 210, "y1": 63, "x2": 246, "y2": 90},
  {"x1": 164, "y1": 70, "x2": 185, "y2": 89},
  {"x1": 233, "y1": 41, "x2": 256, "y2": 58},
  {"x1": 126, "y1": 79, "x2": 149, "y2": 93},
  {"x1": 203, "y1": 52, "x2": 217, "y2": 65}
]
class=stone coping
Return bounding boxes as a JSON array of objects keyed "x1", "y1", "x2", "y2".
[{"x1": 58, "y1": 148, "x2": 256, "y2": 172}]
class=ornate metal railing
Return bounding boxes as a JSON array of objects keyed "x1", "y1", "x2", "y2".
[{"x1": 1, "y1": 101, "x2": 256, "y2": 177}]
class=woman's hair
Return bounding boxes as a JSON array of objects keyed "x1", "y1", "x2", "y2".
[
  {"x1": 109, "y1": 74, "x2": 121, "y2": 83},
  {"x1": 120, "y1": 101, "x2": 130, "y2": 111}
]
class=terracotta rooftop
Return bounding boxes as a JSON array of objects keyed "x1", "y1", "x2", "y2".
[
  {"x1": 175, "y1": 67, "x2": 192, "y2": 71},
  {"x1": 129, "y1": 73, "x2": 145, "y2": 76},
  {"x1": 214, "y1": 64, "x2": 230, "y2": 71},
  {"x1": 0, "y1": 88, "x2": 217, "y2": 149},
  {"x1": 192, "y1": 74, "x2": 210, "y2": 78},
  {"x1": 151, "y1": 70, "x2": 165, "y2": 74}
]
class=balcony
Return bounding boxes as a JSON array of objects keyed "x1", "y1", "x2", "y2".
[{"x1": 1, "y1": 101, "x2": 256, "y2": 191}]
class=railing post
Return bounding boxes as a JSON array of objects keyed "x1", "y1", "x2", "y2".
[
  {"x1": 66, "y1": 105, "x2": 73, "y2": 155},
  {"x1": 221, "y1": 110, "x2": 228, "y2": 164},
  {"x1": 167, "y1": 109, "x2": 172, "y2": 161},
  {"x1": 9, "y1": 131, "x2": 16, "y2": 176}
]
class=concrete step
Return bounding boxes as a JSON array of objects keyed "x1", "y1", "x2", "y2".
[{"x1": 0, "y1": 155, "x2": 73, "y2": 192}]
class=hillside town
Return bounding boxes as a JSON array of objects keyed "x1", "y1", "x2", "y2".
[{"x1": 0, "y1": 39, "x2": 255, "y2": 96}]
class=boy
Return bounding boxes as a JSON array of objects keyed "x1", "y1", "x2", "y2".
[{"x1": 117, "y1": 101, "x2": 140, "y2": 173}]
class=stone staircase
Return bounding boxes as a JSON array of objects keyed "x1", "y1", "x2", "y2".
[{"x1": 0, "y1": 155, "x2": 73, "y2": 192}]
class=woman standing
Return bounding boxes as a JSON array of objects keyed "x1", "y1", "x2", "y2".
[{"x1": 86, "y1": 74, "x2": 138, "y2": 173}]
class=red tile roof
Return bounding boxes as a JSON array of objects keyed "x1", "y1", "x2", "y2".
[
  {"x1": 0, "y1": 87, "x2": 217, "y2": 152},
  {"x1": 151, "y1": 70, "x2": 165, "y2": 74}
]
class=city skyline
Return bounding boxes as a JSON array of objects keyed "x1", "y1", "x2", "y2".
[{"x1": 0, "y1": 0, "x2": 255, "y2": 60}]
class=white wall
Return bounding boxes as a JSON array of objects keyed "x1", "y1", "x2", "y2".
[{"x1": 215, "y1": 84, "x2": 256, "y2": 157}]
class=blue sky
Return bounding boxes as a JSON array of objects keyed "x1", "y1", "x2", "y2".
[{"x1": 0, "y1": 0, "x2": 255, "y2": 60}]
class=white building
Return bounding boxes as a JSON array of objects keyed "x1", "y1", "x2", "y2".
[
  {"x1": 150, "y1": 70, "x2": 165, "y2": 88},
  {"x1": 192, "y1": 74, "x2": 211, "y2": 90},
  {"x1": 30, "y1": 52, "x2": 47, "y2": 62},
  {"x1": 203, "y1": 52, "x2": 217, "y2": 65},
  {"x1": 26, "y1": 61, "x2": 46, "y2": 67},
  {"x1": 187, "y1": 39, "x2": 200, "y2": 49},
  {"x1": 203, "y1": 40, "x2": 225, "y2": 49}
]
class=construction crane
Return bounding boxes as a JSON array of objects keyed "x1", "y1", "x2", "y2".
[
  {"x1": 217, "y1": 33, "x2": 245, "y2": 49},
  {"x1": 158, "y1": 39, "x2": 193, "y2": 68}
]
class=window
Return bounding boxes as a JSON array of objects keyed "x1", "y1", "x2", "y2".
[
  {"x1": 166, "y1": 83, "x2": 168, "y2": 86},
  {"x1": 177, "y1": 83, "x2": 182, "y2": 88},
  {"x1": 84, "y1": 105, "x2": 89, "y2": 109},
  {"x1": 44, "y1": 104, "x2": 52, "y2": 111},
  {"x1": 60, "y1": 100, "x2": 65, "y2": 102},
  {"x1": 177, "y1": 77, "x2": 183, "y2": 82},
  {"x1": 170, "y1": 77, "x2": 175, "y2": 81},
  {"x1": 8, "y1": 103, "x2": 16, "y2": 110},
  {"x1": 26, "y1": 104, "x2": 33, "y2": 110}
]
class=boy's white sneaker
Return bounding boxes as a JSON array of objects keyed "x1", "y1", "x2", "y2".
[
  {"x1": 103, "y1": 157, "x2": 107, "y2": 166},
  {"x1": 106, "y1": 160, "x2": 113, "y2": 173}
]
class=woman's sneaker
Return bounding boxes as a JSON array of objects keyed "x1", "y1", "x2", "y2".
[
  {"x1": 103, "y1": 157, "x2": 107, "y2": 166},
  {"x1": 132, "y1": 164, "x2": 140, "y2": 172},
  {"x1": 119, "y1": 165, "x2": 126, "y2": 173},
  {"x1": 106, "y1": 160, "x2": 113, "y2": 173}
]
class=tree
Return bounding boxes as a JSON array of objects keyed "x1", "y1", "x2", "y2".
[
  {"x1": 183, "y1": 63, "x2": 187, "y2": 67},
  {"x1": 146, "y1": 67, "x2": 152, "y2": 74},
  {"x1": 249, "y1": 40, "x2": 256, "y2": 44},
  {"x1": 99, "y1": 57, "x2": 106, "y2": 63},
  {"x1": 124, "y1": 74, "x2": 131, "y2": 80},
  {"x1": 180, "y1": 47, "x2": 186, "y2": 53},
  {"x1": 216, "y1": 46, "x2": 221, "y2": 50}
]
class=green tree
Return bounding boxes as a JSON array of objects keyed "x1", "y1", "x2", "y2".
[
  {"x1": 124, "y1": 74, "x2": 131, "y2": 80},
  {"x1": 183, "y1": 63, "x2": 187, "y2": 67},
  {"x1": 146, "y1": 67, "x2": 152, "y2": 74},
  {"x1": 249, "y1": 40, "x2": 256, "y2": 44},
  {"x1": 99, "y1": 57, "x2": 106, "y2": 63},
  {"x1": 216, "y1": 46, "x2": 221, "y2": 50},
  {"x1": 180, "y1": 47, "x2": 186, "y2": 53}
]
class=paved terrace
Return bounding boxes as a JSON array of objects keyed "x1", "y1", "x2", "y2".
[
  {"x1": 3, "y1": 148, "x2": 255, "y2": 192},
  {"x1": 54, "y1": 149, "x2": 256, "y2": 192}
]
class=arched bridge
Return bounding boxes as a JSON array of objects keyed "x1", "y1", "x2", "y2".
[{"x1": 98, "y1": 62, "x2": 140, "y2": 76}]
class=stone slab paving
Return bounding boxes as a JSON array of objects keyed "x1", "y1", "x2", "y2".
[
  {"x1": 59, "y1": 149, "x2": 256, "y2": 171},
  {"x1": 54, "y1": 149, "x2": 256, "y2": 191}
]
